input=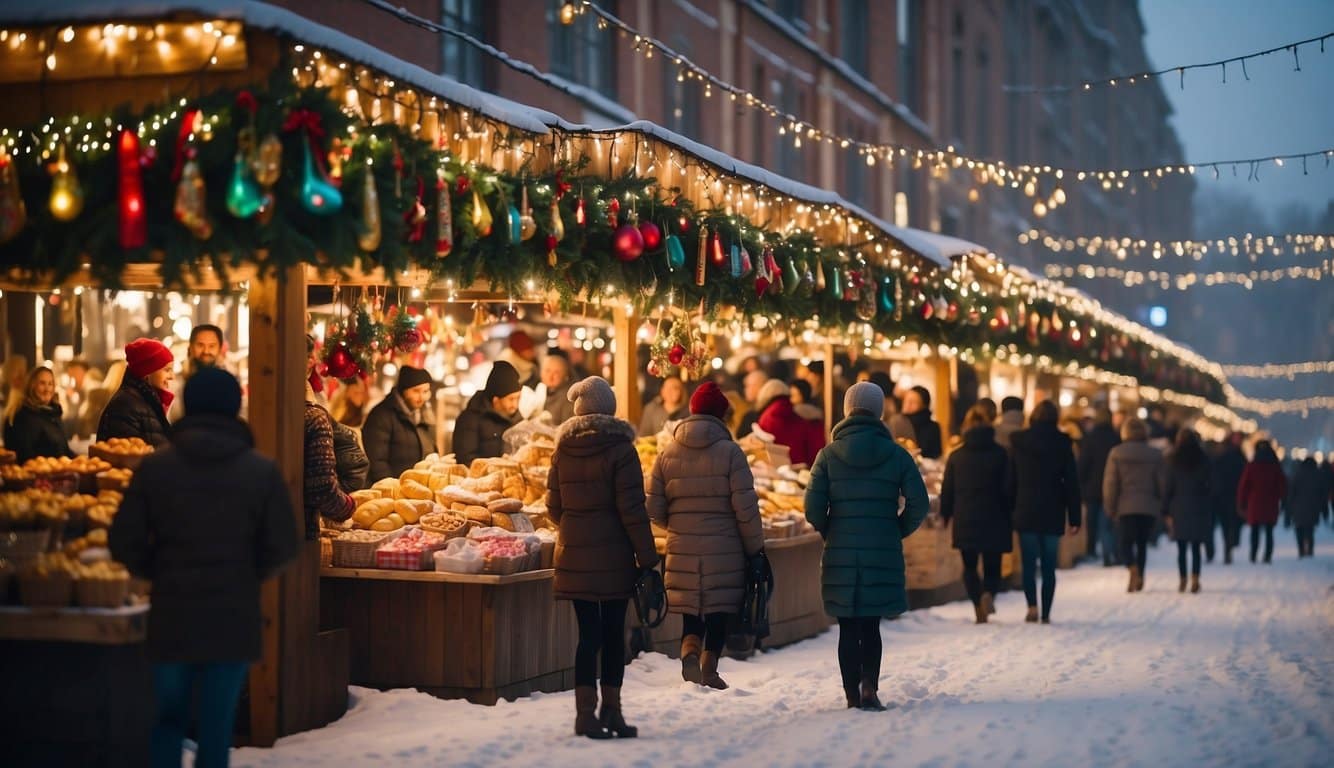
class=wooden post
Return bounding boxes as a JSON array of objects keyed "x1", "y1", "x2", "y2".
[
  {"x1": 935, "y1": 354, "x2": 954, "y2": 446},
  {"x1": 823, "y1": 343, "x2": 835, "y2": 437},
  {"x1": 612, "y1": 305, "x2": 641, "y2": 428}
]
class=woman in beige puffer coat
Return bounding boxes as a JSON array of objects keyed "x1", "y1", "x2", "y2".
[{"x1": 647, "y1": 382, "x2": 765, "y2": 690}]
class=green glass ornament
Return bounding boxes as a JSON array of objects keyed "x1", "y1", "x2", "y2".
[
  {"x1": 226, "y1": 152, "x2": 265, "y2": 219},
  {"x1": 878, "y1": 275, "x2": 896, "y2": 313},
  {"x1": 299, "y1": 140, "x2": 342, "y2": 215},
  {"x1": 665, "y1": 234, "x2": 686, "y2": 271},
  {"x1": 828, "y1": 264, "x2": 843, "y2": 297}
]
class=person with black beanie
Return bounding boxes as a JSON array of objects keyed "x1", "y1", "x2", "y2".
[
  {"x1": 902, "y1": 385, "x2": 943, "y2": 459},
  {"x1": 362, "y1": 365, "x2": 437, "y2": 482},
  {"x1": 453, "y1": 361, "x2": 523, "y2": 466}
]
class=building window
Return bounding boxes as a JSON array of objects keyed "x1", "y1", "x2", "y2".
[
  {"x1": 666, "y1": 38, "x2": 701, "y2": 139},
  {"x1": 843, "y1": 122, "x2": 868, "y2": 206},
  {"x1": 975, "y1": 43, "x2": 990, "y2": 156},
  {"x1": 769, "y1": 0, "x2": 805, "y2": 26},
  {"x1": 550, "y1": 0, "x2": 615, "y2": 97},
  {"x1": 441, "y1": 0, "x2": 485, "y2": 88},
  {"x1": 840, "y1": 0, "x2": 869, "y2": 76},
  {"x1": 897, "y1": 0, "x2": 919, "y2": 113},
  {"x1": 773, "y1": 77, "x2": 801, "y2": 180},
  {"x1": 951, "y1": 13, "x2": 965, "y2": 146}
]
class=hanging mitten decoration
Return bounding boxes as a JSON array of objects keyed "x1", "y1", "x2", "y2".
[
  {"x1": 0, "y1": 150, "x2": 25, "y2": 244},
  {"x1": 639, "y1": 220, "x2": 662, "y2": 251},
  {"x1": 47, "y1": 144, "x2": 83, "y2": 221},
  {"x1": 435, "y1": 170, "x2": 453, "y2": 257},
  {"x1": 357, "y1": 159, "x2": 381, "y2": 252},
  {"x1": 665, "y1": 232, "x2": 686, "y2": 271},
  {"x1": 519, "y1": 185, "x2": 537, "y2": 241},
  {"x1": 471, "y1": 187, "x2": 492, "y2": 236},
  {"x1": 116, "y1": 130, "x2": 145, "y2": 249},
  {"x1": 404, "y1": 177, "x2": 427, "y2": 243},
  {"x1": 695, "y1": 223, "x2": 708, "y2": 286},
  {"x1": 284, "y1": 109, "x2": 342, "y2": 215}
]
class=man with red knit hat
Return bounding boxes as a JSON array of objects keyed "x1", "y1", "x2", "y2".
[{"x1": 97, "y1": 338, "x2": 175, "y2": 448}]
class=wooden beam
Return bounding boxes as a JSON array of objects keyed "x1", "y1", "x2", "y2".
[
  {"x1": 935, "y1": 355, "x2": 954, "y2": 446},
  {"x1": 612, "y1": 305, "x2": 640, "y2": 427}
]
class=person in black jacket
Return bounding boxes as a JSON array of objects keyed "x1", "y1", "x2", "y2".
[
  {"x1": 940, "y1": 404, "x2": 1012, "y2": 623},
  {"x1": 3, "y1": 367, "x2": 74, "y2": 463},
  {"x1": 1078, "y1": 407, "x2": 1121, "y2": 566},
  {"x1": 362, "y1": 366, "x2": 437, "y2": 482},
  {"x1": 1162, "y1": 429, "x2": 1212, "y2": 592},
  {"x1": 454, "y1": 361, "x2": 523, "y2": 466},
  {"x1": 902, "y1": 385, "x2": 943, "y2": 459},
  {"x1": 97, "y1": 338, "x2": 176, "y2": 448},
  {"x1": 1211, "y1": 432, "x2": 1248, "y2": 564},
  {"x1": 1287, "y1": 457, "x2": 1331, "y2": 557},
  {"x1": 109, "y1": 367, "x2": 298, "y2": 768},
  {"x1": 1008, "y1": 400, "x2": 1081, "y2": 624}
]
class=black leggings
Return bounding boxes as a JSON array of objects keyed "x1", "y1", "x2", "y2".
[
  {"x1": 1250, "y1": 524, "x2": 1274, "y2": 563},
  {"x1": 682, "y1": 612, "x2": 730, "y2": 656},
  {"x1": 572, "y1": 599, "x2": 628, "y2": 687},
  {"x1": 1296, "y1": 525, "x2": 1315, "y2": 557},
  {"x1": 1120, "y1": 516, "x2": 1154, "y2": 572},
  {"x1": 959, "y1": 550, "x2": 1002, "y2": 605},
  {"x1": 1176, "y1": 541, "x2": 1202, "y2": 577},
  {"x1": 837, "y1": 617, "x2": 882, "y2": 692}
]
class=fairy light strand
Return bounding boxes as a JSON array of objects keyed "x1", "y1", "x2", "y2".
[
  {"x1": 1019, "y1": 229, "x2": 1331, "y2": 262},
  {"x1": 1220, "y1": 361, "x2": 1334, "y2": 379},
  {"x1": 1043, "y1": 261, "x2": 1331, "y2": 290}
]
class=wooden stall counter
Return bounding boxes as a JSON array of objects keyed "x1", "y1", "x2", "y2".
[
  {"x1": 320, "y1": 567, "x2": 576, "y2": 705},
  {"x1": 0, "y1": 605, "x2": 152, "y2": 768}
]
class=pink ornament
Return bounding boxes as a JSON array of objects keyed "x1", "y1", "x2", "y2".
[
  {"x1": 638, "y1": 221, "x2": 662, "y2": 251},
  {"x1": 613, "y1": 223, "x2": 645, "y2": 261}
]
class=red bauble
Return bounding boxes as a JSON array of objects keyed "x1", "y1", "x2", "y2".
[
  {"x1": 639, "y1": 221, "x2": 662, "y2": 251},
  {"x1": 395, "y1": 328, "x2": 423, "y2": 353},
  {"x1": 613, "y1": 223, "x2": 645, "y2": 261},
  {"x1": 668, "y1": 344, "x2": 685, "y2": 365},
  {"x1": 326, "y1": 346, "x2": 359, "y2": 379}
]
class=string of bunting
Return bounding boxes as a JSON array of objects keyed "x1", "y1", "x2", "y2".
[
  {"x1": 1042, "y1": 261, "x2": 1330, "y2": 290},
  {"x1": 1019, "y1": 229, "x2": 1331, "y2": 261},
  {"x1": 1003, "y1": 31, "x2": 1334, "y2": 93}
]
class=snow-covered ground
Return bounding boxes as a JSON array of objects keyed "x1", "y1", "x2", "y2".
[{"x1": 232, "y1": 535, "x2": 1334, "y2": 768}]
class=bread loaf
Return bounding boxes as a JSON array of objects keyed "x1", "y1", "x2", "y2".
[
  {"x1": 351, "y1": 489, "x2": 382, "y2": 507},
  {"x1": 400, "y1": 479, "x2": 433, "y2": 501},
  {"x1": 394, "y1": 499, "x2": 435, "y2": 524},
  {"x1": 486, "y1": 498, "x2": 523, "y2": 514}
]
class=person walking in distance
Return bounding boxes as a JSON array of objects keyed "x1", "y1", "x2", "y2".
[
  {"x1": 1287, "y1": 457, "x2": 1331, "y2": 557},
  {"x1": 647, "y1": 381, "x2": 765, "y2": 690},
  {"x1": 546, "y1": 377, "x2": 659, "y2": 739},
  {"x1": 1103, "y1": 417, "x2": 1163, "y2": 592},
  {"x1": 1238, "y1": 440, "x2": 1287, "y2": 564},
  {"x1": 1211, "y1": 432, "x2": 1248, "y2": 564},
  {"x1": 1079, "y1": 407, "x2": 1121, "y2": 566},
  {"x1": 805, "y1": 382, "x2": 930, "y2": 709},
  {"x1": 939, "y1": 404, "x2": 1013, "y2": 623},
  {"x1": 1162, "y1": 429, "x2": 1213, "y2": 593},
  {"x1": 1008, "y1": 400, "x2": 1081, "y2": 623}
]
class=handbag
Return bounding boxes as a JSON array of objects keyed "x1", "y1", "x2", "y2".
[
  {"x1": 633, "y1": 564, "x2": 668, "y2": 629},
  {"x1": 737, "y1": 550, "x2": 775, "y2": 640}
]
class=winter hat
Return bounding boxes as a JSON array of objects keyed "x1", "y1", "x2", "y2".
[
  {"x1": 508, "y1": 330, "x2": 536, "y2": 355},
  {"x1": 844, "y1": 381, "x2": 885, "y2": 419},
  {"x1": 689, "y1": 380, "x2": 730, "y2": 419},
  {"x1": 125, "y1": 338, "x2": 174, "y2": 380},
  {"x1": 567, "y1": 376, "x2": 616, "y2": 416},
  {"x1": 396, "y1": 366, "x2": 433, "y2": 392},
  {"x1": 755, "y1": 378, "x2": 790, "y2": 409},
  {"x1": 184, "y1": 366, "x2": 242, "y2": 417},
  {"x1": 485, "y1": 360, "x2": 523, "y2": 398}
]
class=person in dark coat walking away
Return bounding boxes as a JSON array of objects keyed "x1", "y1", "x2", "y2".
[
  {"x1": 648, "y1": 381, "x2": 765, "y2": 690},
  {"x1": 754, "y1": 379, "x2": 825, "y2": 467},
  {"x1": 453, "y1": 362, "x2": 522, "y2": 466},
  {"x1": 1103, "y1": 417, "x2": 1162, "y2": 592},
  {"x1": 96, "y1": 337, "x2": 175, "y2": 448},
  {"x1": 539, "y1": 352, "x2": 576, "y2": 425},
  {"x1": 109, "y1": 367, "x2": 299, "y2": 768},
  {"x1": 1238, "y1": 440, "x2": 1286, "y2": 564},
  {"x1": 3, "y1": 367, "x2": 74, "y2": 463},
  {"x1": 547, "y1": 376, "x2": 659, "y2": 739},
  {"x1": 805, "y1": 382, "x2": 930, "y2": 710},
  {"x1": 994, "y1": 396, "x2": 1025, "y2": 451},
  {"x1": 1008, "y1": 400, "x2": 1081, "y2": 623},
  {"x1": 1212, "y1": 432, "x2": 1248, "y2": 564},
  {"x1": 1078, "y1": 407, "x2": 1121, "y2": 565},
  {"x1": 901, "y1": 385, "x2": 943, "y2": 459},
  {"x1": 1162, "y1": 429, "x2": 1212, "y2": 593},
  {"x1": 939, "y1": 404, "x2": 1012, "y2": 623},
  {"x1": 1286, "y1": 457, "x2": 1329, "y2": 557},
  {"x1": 362, "y1": 366, "x2": 437, "y2": 482}
]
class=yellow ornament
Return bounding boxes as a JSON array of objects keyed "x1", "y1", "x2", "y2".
[
  {"x1": 357, "y1": 164, "x2": 381, "y2": 252},
  {"x1": 173, "y1": 158, "x2": 213, "y2": 240},
  {"x1": 48, "y1": 144, "x2": 83, "y2": 221},
  {"x1": 471, "y1": 187, "x2": 492, "y2": 236}
]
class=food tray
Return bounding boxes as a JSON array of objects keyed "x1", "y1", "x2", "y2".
[
  {"x1": 481, "y1": 553, "x2": 527, "y2": 575},
  {"x1": 18, "y1": 572, "x2": 73, "y2": 607},
  {"x1": 75, "y1": 578, "x2": 130, "y2": 608},
  {"x1": 417, "y1": 512, "x2": 469, "y2": 540},
  {"x1": 88, "y1": 444, "x2": 146, "y2": 471},
  {"x1": 331, "y1": 529, "x2": 404, "y2": 568}
]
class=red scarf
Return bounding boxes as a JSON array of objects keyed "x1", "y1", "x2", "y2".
[{"x1": 156, "y1": 387, "x2": 175, "y2": 414}]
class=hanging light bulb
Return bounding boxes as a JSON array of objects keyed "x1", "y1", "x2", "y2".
[
  {"x1": 559, "y1": 2, "x2": 577, "y2": 25},
  {"x1": 48, "y1": 144, "x2": 84, "y2": 221}
]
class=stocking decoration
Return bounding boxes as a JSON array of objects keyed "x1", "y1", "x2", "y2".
[
  {"x1": 404, "y1": 177, "x2": 427, "y2": 243},
  {"x1": 754, "y1": 247, "x2": 774, "y2": 297},
  {"x1": 117, "y1": 131, "x2": 145, "y2": 249},
  {"x1": 0, "y1": 150, "x2": 25, "y2": 244},
  {"x1": 435, "y1": 171, "x2": 453, "y2": 257},
  {"x1": 357, "y1": 161, "x2": 381, "y2": 252}
]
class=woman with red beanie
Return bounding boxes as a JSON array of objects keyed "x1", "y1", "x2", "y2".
[{"x1": 96, "y1": 338, "x2": 175, "y2": 448}]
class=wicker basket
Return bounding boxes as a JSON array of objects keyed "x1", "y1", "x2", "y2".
[
  {"x1": 18, "y1": 572, "x2": 73, "y2": 607},
  {"x1": 539, "y1": 540, "x2": 555, "y2": 569},
  {"x1": 331, "y1": 529, "x2": 403, "y2": 568},
  {"x1": 75, "y1": 578, "x2": 130, "y2": 608},
  {"x1": 418, "y1": 512, "x2": 468, "y2": 540},
  {"x1": 96, "y1": 472, "x2": 131, "y2": 492},
  {"x1": 1, "y1": 529, "x2": 52, "y2": 567},
  {"x1": 481, "y1": 553, "x2": 527, "y2": 575},
  {"x1": 319, "y1": 538, "x2": 333, "y2": 568},
  {"x1": 32, "y1": 471, "x2": 78, "y2": 495}
]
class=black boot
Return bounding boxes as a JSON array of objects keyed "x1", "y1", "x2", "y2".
[
  {"x1": 598, "y1": 685, "x2": 637, "y2": 738},
  {"x1": 859, "y1": 678, "x2": 886, "y2": 711},
  {"x1": 574, "y1": 686, "x2": 612, "y2": 739},
  {"x1": 844, "y1": 684, "x2": 861, "y2": 709}
]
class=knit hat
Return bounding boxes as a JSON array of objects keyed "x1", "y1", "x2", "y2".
[
  {"x1": 184, "y1": 366, "x2": 242, "y2": 417},
  {"x1": 125, "y1": 338, "x2": 173, "y2": 380},
  {"x1": 396, "y1": 366, "x2": 433, "y2": 392},
  {"x1": 508, "y1": 330, "x2": 536, "y2": 355},
  {"x1": 567, "y1": 376, "x2": 616, "y2": 416},
  {"x1": 689, "y1": 381, "x2": 730, "y2": 419},
  {"x1": 755, "y1": 378, "x2": 790, "y2": 409},
  {"x1": 485, "y1": 360, "x2": 523, "y2": 398},
  {"x1": 844, "y1": 381, "x2": 884, "y2": 419}
]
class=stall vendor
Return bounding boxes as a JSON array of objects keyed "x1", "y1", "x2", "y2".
[
  {"x1": 454, "y1": 361, "x2": 523, "y2": 466},
  {"x1": 363, "y1": 366, "x2": 437, "y2": 483}
]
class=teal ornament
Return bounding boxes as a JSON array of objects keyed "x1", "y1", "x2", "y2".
[
  {"x1": 828, "y1": 264, "x2": 843, "y2": 297},
  {"x1": 225, "y1": 152, "x2": 264, "y2": 219},
  {"x1": 665, "y1": 234, "x2": 686, "y2": 271},
  {"x1": 783, "y1": 257, "x2": 801, "y2": 295},
  {"x1": 299, "y1": 141, "x2": 342, "y2": 215},
  {"x1": 729, "y1": 243, "x2": 743, "y2": 278},
  {"x1": 878, "y1": 275, "x2": 896, "y2": 313},
  {"x1": 507, "y1": 204, "x2": 522, "y2": 244}
]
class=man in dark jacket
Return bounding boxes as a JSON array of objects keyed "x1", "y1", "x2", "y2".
[
  {"x1": 1008, "y1": 400, "x2": 1081, "y2": 624},
  {"x1": 96, "y1": 337, "x2": 176, "y2": 448},
  {"x1": 454, "y1": 361, "x2": 523, "y2": 466},
  {"x1": 1078, "y1": 407, "x2": 1121, "y2": 565},
  {"x1": 362, "y1": 366, "x2": 437, "y2": 482},
  {"x1": 109, "y1": 367, "x2": 298, "y2": 768},
  {"x1": 1211, "y1": 432, "x2": 1247, "y2": 564}
]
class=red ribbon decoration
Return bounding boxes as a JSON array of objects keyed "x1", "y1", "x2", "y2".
[
  {"x1": 283, "y1": 109, "x2": 333, "y2": 181},
  {"x1": 235, "y1": 90, "x2": 258, "y2": 115},
  {"x1": 170, "y1": 108, "x2": 201, "y2": 184},
  {"x1": 553, "y1": 170, "x2": 572, "y2": 200}
]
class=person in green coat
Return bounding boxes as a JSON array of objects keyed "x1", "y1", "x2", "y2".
[{"x1": 805, "y1": 382, "x2": 930, "y2": 711}]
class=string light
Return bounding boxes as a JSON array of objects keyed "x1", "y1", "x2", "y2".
[
  {"x1": 1019, "y1": 229, "x2": 1331, "y2": 261},
  {"x1": 1043, "y1": 261, "x2": 1330, "y2": 290},
  {"x1": 1003, "y1": 32, "x2": 1333, "y2": 93},
  {"x1": 1225, "y1": 391, "x2": 1334, "y2": 417},
  {"x1": 1220, "y1": 361, "x2": 1334, "y2": 379}
]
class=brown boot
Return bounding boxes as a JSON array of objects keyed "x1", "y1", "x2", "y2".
[
  {"x1": 859, "y1": 678, "x2": 886, "y2": 711},
  {"x1": 978, "y1": 593, "x2": 994, "y2": 624},
  {"x1": 973, "y1": 599, "x2": 988, "y2": 624},
  {"x1": 1179, "y1": 576, "x2": 1187, "y2": 593},
  {"x1": 598, "y1": 685, "x2": 637, "y2": 738},
  {"x1": 1135, "y1": 569, "x2": 1145, "y2": 592},
  {"x1": 574, "y1": 686, "x2": 611, "y2": 739},
  {"x1": 1128, "y1": 565, "x2": 1140, "y2": 593},
  {"x1": 1025, "y1": 606, "x2": 1039, "y2": 623},
  {"x1": 699, "y1": 650, "x2": 728, "y2": 690},
  {"x1": 1190, "y1": 575, "x2": 1200, "y2": 594},
  {"x1": 680, "y1": 634, "x2": 702, "y2": 684}
]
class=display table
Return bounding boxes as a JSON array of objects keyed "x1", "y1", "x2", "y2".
[
  {"x1": 0, "y1": 604, "x2": 152, "y2": 768},
  {"x1": 320, "y1": 567, "x2": 575, "y2": 705}
]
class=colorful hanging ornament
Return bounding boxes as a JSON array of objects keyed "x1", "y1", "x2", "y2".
[
  {"x1": 710, "y1": 231, "x2": 725, "y2": 267},
  {"x1": 0, "y1": 150, "x2": 25, "y2": 244},
  {"x1": 519, "y1": 185, "x2": 537, "y2": 241},
  {"x1": 608, "y1": 197, "x2": 620, "y2": 228},
  {"x1": 435, "y1": 170, "x2": 453, "y2": 258},
  {"x1": 638, "y1": 220, "x2": 662, "y2": 251},
  {"x1": 990, "y1": 306, "x2": 1011, "y2": 331},
  {"x1": 174, "y1": 156, "x2": 213, "y2": 240},
  {"x1": 471, "y1": 187, "x2": 492, "y2": 236},
  {"x1": 575, "y1": 196, "x2": 586, "y2": 226},
  {"x1": 546, "y1": 235, "x2": 559, "y2": 267},
  {"x1": 828, "y1": 263, "x2": 843, "y2": 298},
  {"x1": 878, "y1": 275, "x2": 896, "y2": 314},
  {"x1": 116, "y1": 130, "x2": 145, "y2": 249},
  {"x1": 284, "y1": 109, "x2": 342, "y2": 215},
  {"x1": 325, "y1": 344, "x2": 360, "y2": 379},
  {"x1": 613, "y1": 222, "x2": 645, "y2": 261},
  {"x1": 404, "y1": 177, "x2": 427, "y2": 243},
  {"x1": 668, "y1": 344, "x2": 685, "y2": 366},
  {"x1": 695, "y1": 224, "x2": 708, "y2": 286},
  {"x1": 843, "y1": 268, "x2": 861, "y2": 302},
  {"x1": 251, "y1": 133, "x2": 281, "y2": 223},
  {"x1": 815, "y1": 260, "x2": 827, "y2": 291},
  {"x1": 782, "y1": 255, "x2": 801, "y2": 295},
  {"x1": 729, "y1": 243, "x2": 743, "y2": 278},
  {"x1": 920, "y1": 297, "x2": 935, "y2": 320},
  {"x1": 945, "y1": 300, "x2": 960, "y2": 323},
  {"x1": 357, "y1": 161, "x2": 381, "y2": 252},
  {"x1": 390, "y1": 306, "x2": 423, "y2": 353},
  {"x1": 933, "y1": 296, "x2": 950, "y2": 321},
  {"x1": 550, "y1": 199, "x2": 565, "y2": 242},
  {"x1": 225, "y1": 129, "x2": 264, "y2": 219},
  {"x1": 646, "y1": 359, "x2": 663, "y2": 378},
  {"x1": 856, "y1": 269, "x2": 877, "y2": 321},
  {"x1": 665, "y1": 233, "x2": 686, "y2": 271},
  {"x1": 754, "y1": 247, "x2": 774, "y2": 297},
  {"x1": 47, "y1": 144, "x2": 83, "y2": 222},
  {"x1": 739, "y1": 247, "x2": 753, "y2": 277},
  {"x1": 505, "y1": 198, "x2": 522, "y2": 244}
]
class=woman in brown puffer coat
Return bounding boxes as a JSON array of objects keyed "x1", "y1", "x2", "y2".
[
  {"x1": 647, "y1": 381, "x2": 765, "y2": 691},
  {"x1": 548, "y1": 376, "x2": 658, "y2": 740}
]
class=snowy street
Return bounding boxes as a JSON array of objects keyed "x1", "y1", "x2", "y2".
[{"x1": 232, "y1": 536, "x2": 1334, "y2": 768}]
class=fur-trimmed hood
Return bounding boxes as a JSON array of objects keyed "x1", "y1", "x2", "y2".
[{"x1": 557, "y1": 412, "x2": 637, "y2": 448}]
